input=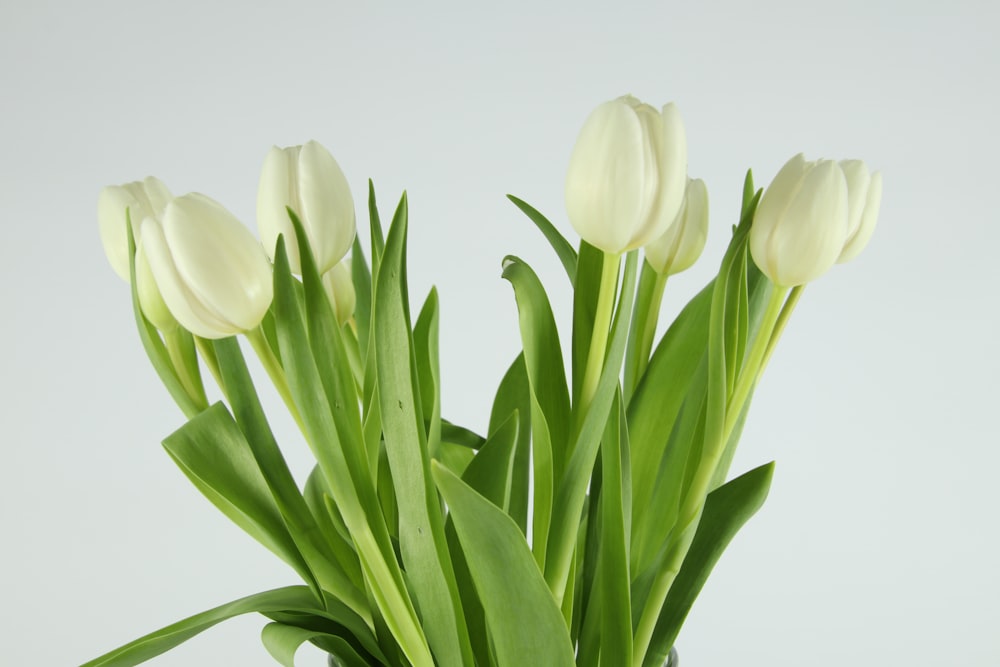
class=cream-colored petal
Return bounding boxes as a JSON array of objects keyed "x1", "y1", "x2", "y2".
[
  {"x1": 839, "y1": 160, "x2": 870, "y2": 241},
  {"x1": 839, "y1": 170, "x2": 882, "y2": 263},
  {"x1": 565, "y1": 99, "x2": 648, "y2": 254},
  {"x1": 135, "y1": 236, "x2": 178, "y2": 333},
  {"x1": 298, "y1": 140, "x2": 356, "y2": 273},
  {"x1": 257, "y1": 145, "x2": 299, "y2": 270}
]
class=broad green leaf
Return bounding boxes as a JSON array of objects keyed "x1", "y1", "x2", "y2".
[
  {"x1": 271, "y1": 235, "x2": 430, "y2": 667},
  {"x1": 501, "y1": 255, "x2": 572, "y2": 478},
  {"x1": 598, "y1": 392, "x2": 632, "y2": 667},
  {"x1": 302, "y1": 466, "x2": 365, "y2": 591},
  {"x1": 434, "y1": 440, "x2": 476, "y2": 477},
  {"x1": 375, "y1": 194, "x2": 473, "y2": 667},
  {"x1": 488, "y1": 355, "x2": 532, "y2": 534},
  {"x1": 440, "y1": 419, "x2": 486, "y2": 450},
  {"x1": 82, "y1": 586, "x2": 364, "y2": 667},
  {"x1": 506, "y1": 194, "x2": 578, "y2": 284},
  {"x1": 352, "y1": 235, "x2": 374, "y2": 359},
  {"x1": 261, "y1": 622, "x2": 371, "y2": 667},
  {"x1": 161, "y1": 403, "x2": 314, "y2": 585},
  {"x1": 545, "y1": 251, "x2": 638, "y2": 604},
  {"x1": 433, "y1": 462, "x2": 576, "y2": 667},
  {"x1": 642, "y1": 462, "x2": 774, "y2": 667},
  {"x1": 213, "y1": 336, "x2": 366, "y2": 610},
  {"x1": 413, "y1": 288, "x2": 442, "y2": 459},
  {"x1": 627, "y1": 281, "x2": 712, "y2": 559},
  {"x1": 444, "y1": 412, "x2": 522, "y2": 667}
]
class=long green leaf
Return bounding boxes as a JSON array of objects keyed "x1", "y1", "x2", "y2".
[
  {"x1": 375, "y1": 194, "x2": 473, "y2": 667},
  {"x1": 82, "y1": 586, "x2": 360, "y2": 667},
  {"x1": 598, "y1": 392, "x2": 632, "y2": 667},
  {"x1": 642, "y1": 462, "x2": 774, "y2": 667},
  {"x1": 271, "y1": 235, "x2": 430, "y2": 667},
  {"x1": 161, "y1": 403, "x2": 315, "y2": 584},
  {"x1": 433, "y1": 462, "x2": 576, "y2": 667},
  {"x1": 488, "y1": 355, "x2": 532, "y2": 534},
  {"x1": 262, "y1": 622, "x2": 371, "y2": 667},
  {"x1": 213, "y1": 336, "x2": 366, "y2": 611},
  {"x1": 506, "y1": 194, "x2": 577, "y2": 284}
]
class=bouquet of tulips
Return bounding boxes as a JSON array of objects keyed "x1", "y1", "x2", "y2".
[{"x1": 87, "y1": 95, "x2": 881, "y2": 667}]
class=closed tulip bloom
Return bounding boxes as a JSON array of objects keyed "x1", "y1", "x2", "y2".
[
  {"x1": 750, "y1": 154, "x2": 849, "y2": 287},
  {"x1": 322, "y1": 259, "x2": 356, "y2": 325},
  {"x1": 134, "y1": 240, "x2": 178, "y2": 333},
  {"x1": 257, "y1": 140, "x2": 356, "y2": 274},
  {"x1": 142, "y1": 193, "x2": 274, "y2": 339},
  {"x1": 645, "y1": 178, "x2": 709, "y2": 276},
  {"x1": 565, "y1": 95, "x2": 687, "y2": 255},
  {"x1": 97, "y1": 176, "x2": 172, "y2": 281},
  {"x1": 837, "y1": 160, "x2": 882, "y2": 263}
]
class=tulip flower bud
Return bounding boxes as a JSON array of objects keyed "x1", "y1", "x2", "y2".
[
  {"x1": 97, "y1": 176, "x2": 172, "y2": 281},
  {"x1": 322, "y1": 259, "x2": 356, "y2": 325},
  {"x1": 749, "y1": 154, "x2": 849, "y2": 287},
  {"x1": 257, "y1": 140, "x2": 356, "y2": 274},
  {"x1": 837, "y1": 160, "x2": 882, "y2": 263},
  {"x1": 142, "y1": 193, "x2": 274, "y2": 339},
  {"x1": 644, "y1": 178, "x2": 709, "y2": 276},
  {"x1": 135, "y1": 240, "x2": 178, "y2": 333},
  {"x1": 565, "y1": 95, "x2": 687, "y2": 255}
]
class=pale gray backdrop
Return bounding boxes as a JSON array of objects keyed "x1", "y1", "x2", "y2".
[{"x1": 2, "y1": 0, "x2": 997, "y2": 665}]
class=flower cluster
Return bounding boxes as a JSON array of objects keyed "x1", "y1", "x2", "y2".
[{"x1": 98, "y1": 140, "x2": 358, "y2": 339}]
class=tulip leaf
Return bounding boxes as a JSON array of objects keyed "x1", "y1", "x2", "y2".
[
  {"x1": 440, "y1": 419, "x2": 486, "y2": 450},
  {"x1": 642, "y1": 462, "x2": 774, "y2": 667},
  {"x1": 544, "y1": 251, "x2": 638, "y2": 604},
  {"x1": 351, "y1": 234, "x2": 374, "y2": 365},
  {"x1": 598, "y1": 392, "x2": 632, "y2": 667},
  {"x1": 213, "y1": 336, "x2": 366, "y2": 604},
  {"x1": 81, "y1": 586, "x2": 372, "y2": 667},
  {"x1": 261, "y1": 622, "x2": 371, "y2": 667},
  {"x1": 161, "y1": 403, "x2": 316, "y2": 583},
  {"x1": 627, "y1": 280, "x2": 712, "y2": 573},
  {"x1": 570, "y1": 241, "x2": 605, "y2": 405},
  {"x1": 432, "y1": 461, "x2": 577, "y2": 667},
  {"x1": 413, "y1": 287, "x2": 442, "y2": 459},
  {"x1": 271, "y1": 235, "x2": 431, "y2": 667},
  {"x1": 488, "y1": 354, "x2": 532, "y2": 535},
  {"x1": 501, "y1": 256, "x2": 572, "y2": 567},
  {"x1": 622, "y1": 259, "x2": 662, "y2": 405},
  {"x1": 374, "y1": 193, "x2": 474, "y2": 667},
  {"x1": 506, "y1": 194, "x2": 577, "y2": 285}
]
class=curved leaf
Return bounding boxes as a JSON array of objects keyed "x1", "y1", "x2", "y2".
[{"x1": 506, "y1": 194, "x2": 577, "y2": 284}]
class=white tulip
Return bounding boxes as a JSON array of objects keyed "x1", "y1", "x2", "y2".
[
  {"x1": 142, "y1": 193, "x2": 274, "y2": 339},
  {"x1": 257, "y1": 140, "x2": 356, "y2": 274},
  {"x1": 97, "y1": 176, "x2": 172, "y2": 281},
  {"x1": 322, "y1": 259, "x2": 356, "y2": 325},
  {"x1": 644, "y1": 178, "x2": 709, "y2": 276},
  {"x1": 134, "y1": 240, "x2": 177, "y2": 333},
  {"x1": 749, "y1": 154, "x2": 849, "y2": 287},
  {"x1": 565, "y1": 95, "x2": 687, "y2": 255},
  {"x1": 837, "y1": 160, "x2": 882, "y2": 263}
]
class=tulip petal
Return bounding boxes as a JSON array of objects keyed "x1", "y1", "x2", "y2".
[
  {"x1": 298, "y1": 140, "x2": 356, "y2": 273},
  {"x1": 565, "y1": 100, "x2": 650, "y2": 254},
  {"x1": 257, "y1": 145, "x2": 300, "y2": 270},
  {"x1": 162, "y1": 194, "x2": 274, "y2": 336},
  {"x1": 839, "y1": 170, "x2": 881, "y2": 263},
  {"x1": 839, "y1": 160, "x2": 870, "y2": 241},
  {"x1": 750, "y1": 154, "x2": 808, "y2": 283},
  {"x1": 767, "y1": 160, "x2": 848, "y2": 286},
  {"x1": 630, "y1": 103, "x2": 688, "y2": 250}
]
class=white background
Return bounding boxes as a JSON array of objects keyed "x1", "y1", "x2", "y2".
[{"x1": 2, "y1": 0, "x2": 997, "y2": 665}]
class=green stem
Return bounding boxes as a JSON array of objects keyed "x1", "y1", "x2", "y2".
[
  {"x1": 723, "y1": 286, "x2": 788, "y2": 438},
  {"x1": 632, "y1": 285, "x2": 789, "y2": 667},
  {"x1": 634, "y1": 270, "x2": 668, "y2": 390},
  {"x1": 193, "y1": 336, "x2": 225, "y2": 399},
  {"x1": 578, "y1": 252, "x2": 620, "y2": 423},
  {"x1": 245, "y1": 326, "x2": 307, "y2": 434},
  {"x1": 759, "y1": 285, "x2": 804, "y2": 374}
]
